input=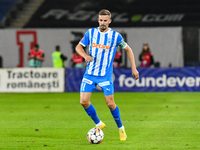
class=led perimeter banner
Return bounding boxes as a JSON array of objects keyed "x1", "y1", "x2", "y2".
[{"x1": 65, "y1": 67, "x2": 200, "y2": 92}]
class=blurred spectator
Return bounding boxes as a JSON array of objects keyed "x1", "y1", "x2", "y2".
[
  {"x1": 27, "y1": 44, "x2": 45, "y2": 67},
  {"x1": 113, "y1": 48, "x2": 122, "y2": 68},
  {"x1": 139, "y1": 43, "x2": 154, "y2": 67},
  {"x1": 52, "y1": 45, "x2": 67, "y2": 68},
  {"x1": 72, "y1": 52, "x2": 84, "y2": 68}
]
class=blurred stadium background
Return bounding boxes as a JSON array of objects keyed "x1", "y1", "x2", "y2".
[{"x1": 0, "y1": 0, "x2": 200, "y2": 92}]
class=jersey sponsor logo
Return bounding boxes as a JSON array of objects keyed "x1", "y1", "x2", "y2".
[
  {"x1": 99, "y1": 81, "x2": 110, "y2": 87},
  {"x1": 92, "y1": 43, "x2": 110, "y2": 50},
  {"x1": 82, "y1": 78, "x2": 93, "y2": 85}
]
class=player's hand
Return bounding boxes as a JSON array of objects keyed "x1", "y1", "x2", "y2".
[
  {"x1": 84, "y1": 55, "x2": 93, "y2": 63},
  {"x1": 132, "y1": 69, "x2": 139, "y2": 80}
]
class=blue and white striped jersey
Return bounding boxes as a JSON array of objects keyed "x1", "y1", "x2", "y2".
[{"x1": 80, "y1": 27, "x2": 127, "y2": 76}]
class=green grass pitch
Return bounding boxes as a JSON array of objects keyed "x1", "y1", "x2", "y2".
[{"x1": 0, "y1": 92, "x2": 200, "y2": 149}]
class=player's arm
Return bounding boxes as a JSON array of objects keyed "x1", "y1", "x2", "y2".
[
  {"x1": 75, "y1": 43, "x2": 93, "y2": 63},
  {"x1": 124, "y1": 45, "x2": 139, "y2": 80}
]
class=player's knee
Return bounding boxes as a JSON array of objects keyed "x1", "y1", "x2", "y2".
[
  {"x1": 80, "y1": 99, "x2": 86, "y2": 106},
  {"x1": 80, "y1": 99, "x2": 90, "y2": 108},
  {"x1": 106, "y1": 102, "x2": 116, "y2": 110}
]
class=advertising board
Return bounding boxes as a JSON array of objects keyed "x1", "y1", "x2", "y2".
[{"x1": 0, "y1": 68, "x2": 64, "y2": 92}]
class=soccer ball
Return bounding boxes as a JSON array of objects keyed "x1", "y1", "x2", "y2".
[{"x1": 87, "y1": 128, "x2": 104, "y2": 144}]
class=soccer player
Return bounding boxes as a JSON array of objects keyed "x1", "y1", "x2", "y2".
[{"x1": 75, "y1": 9, "x2": 139, "y2": 141}]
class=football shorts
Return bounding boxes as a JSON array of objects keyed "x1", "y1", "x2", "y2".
[{"x1": 80, "y1": 74, "x2": 114, "y2": 95}]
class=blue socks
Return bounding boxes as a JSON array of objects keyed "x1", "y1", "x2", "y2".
[
  {"x1": 84, "y1": 104, "x2": 123, "y2": 128},
  {"x1": 110, "y1": 106, "x2": 123, "y2": 128},
  {"x1": 84, "y1": 104, "x2": 100, "y2": 124}
]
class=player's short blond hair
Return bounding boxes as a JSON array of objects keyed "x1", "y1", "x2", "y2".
[{"x1": 98, "y1": 9, "x2": 111, "y2": 18}]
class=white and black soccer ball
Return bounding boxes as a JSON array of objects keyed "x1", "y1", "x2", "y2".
[{"x1": 87, "y1": 128, "x2": 104, "y2": 144}]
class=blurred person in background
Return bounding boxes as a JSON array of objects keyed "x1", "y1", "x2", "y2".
[
  {"x1": 72, "y1": 52, "x2": 84, "y2": 68},
  {"x1": 113, "y1": 48, "x2": 122, "y2": 68},
  {"x1": 52, "y1": 45, "x2": 67, "y2": 68},
  {"x1": 27, "y1": 44, "x2": 45, "y2": 67},
  {"x1": 139, "y1": 43, "x2": 154, "y2": 67}
]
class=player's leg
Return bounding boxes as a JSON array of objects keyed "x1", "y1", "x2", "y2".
[
  {"x1": 80, "y1": 75, "x2": 105, "y2": 129},
  {"x1": 104, "y1": 94, "x2": 123, "y2": 128},
  {"x1": 80, "y1": 92, "x2": 106, "y2": 129},
  {"x1": 100, "y1": 75, "x2": 127, "y2": 141},
  {"x1": 104, "y1": 94, "x2": 127, "y2": 141},
  {"x1": 80, "y1": 92, "x2": 99, "y2": 123},
  {"x1": 104, "y1": 94, "x2": 121, "y2": 126},
  {"x1": 100, "y1": 76, "x2": 123, "y2": 128}
]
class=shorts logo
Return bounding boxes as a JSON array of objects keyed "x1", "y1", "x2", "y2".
[
  {"x1": 99, "y1": 81, "x2": 110, "y2": 87},
  {"x1": 83, "y1": 78, "x2": 93, "y2": 85}
]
